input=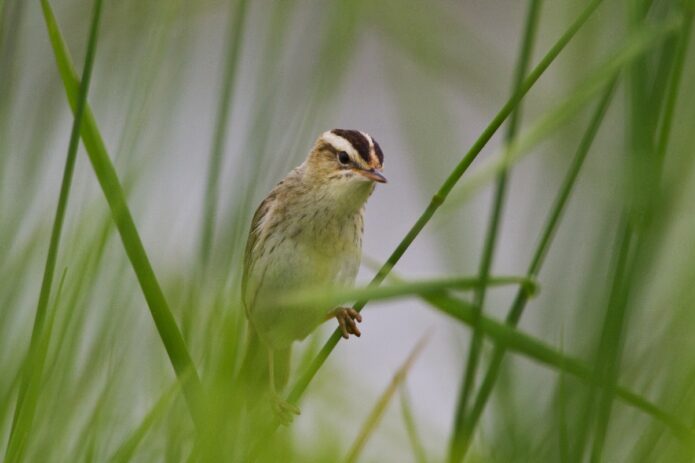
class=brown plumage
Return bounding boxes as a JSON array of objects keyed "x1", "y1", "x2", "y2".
[{"x1": 239, "y1": 129, "x2": 386, "y2": 421}]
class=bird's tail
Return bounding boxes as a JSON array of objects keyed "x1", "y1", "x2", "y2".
[{"x1": 238, "y1": 324, "x2": 291, "y2": 402}]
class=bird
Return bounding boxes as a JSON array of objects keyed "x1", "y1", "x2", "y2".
[{"x1": 239, "y1": 128, "x2": 386, "y2": 422}]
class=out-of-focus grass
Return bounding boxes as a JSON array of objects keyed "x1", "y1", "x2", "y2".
[
  {"x1": 454, "y1": 2, "x2": 542, "y2": 455},
  {"x1": 5, "y1": 0, "x2": 102, "y2": 460},
  {"x1": 2, "y1": 0, "x2": 695, "y2": 462},
  {"x1": 344, "y1": 335, "x2": 429, "y2": 463},
  {"x1": 40, "y1": 0, "x2": 202, "y2": 423},
  {"x1": 198, "y1": 0, "x2": 248, "y2": 267}
]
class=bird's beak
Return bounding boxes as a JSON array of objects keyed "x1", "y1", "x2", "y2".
[{"x1": 355, "y1": 168, "x2": 387, "y2": 183}]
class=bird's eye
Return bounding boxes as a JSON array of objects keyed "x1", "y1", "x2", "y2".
[{"x1": 338, "y1": 151, "x2": 350, "y2": 165}]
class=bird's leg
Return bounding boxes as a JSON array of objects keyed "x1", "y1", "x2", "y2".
[
  {"x1": 327, "y1": 307, "x2": 362, "y2": 339},
  {"x1": 266, "y1": 346, "x2": 300, "y2": 424}
]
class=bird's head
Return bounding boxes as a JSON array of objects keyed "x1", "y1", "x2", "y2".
[{"x1": 305, "y1": 129, "x2": 387, "y2": 189}]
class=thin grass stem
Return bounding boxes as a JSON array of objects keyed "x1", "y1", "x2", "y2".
[
  {"x1": 451, "y1": 2, "x2": 542, "y2": 460},
  {"x1": 590, "y1": 9, "x2": 693, "y2": 460},
  {"x1": 362, "y1": 254, "x2": 689, "y2": 437},
  {"x1": 108, "y1": 382, "x2": 179, "y2": 463},
  {"x1": 588, "y1": 219, "x2": 634, "y2": 461},
  {"x1": 343, "y1": 335, "x2": 428, "y2": 463},
  {"x1": 656, "y1": 13, "x2": 692, "y2": 159},
  {"x1": 457, "y1": 79, "x2": 619, "y2": 459},
  {"x1": 399, "y1": 384, "x2": 428, "y2": 463},
  {"x1": 274, "y1": 275, "x2": 537, "y2": 312},
  {"x1": 441, "y1": 15, "x2": 683, "y2": 210},
  {"x1": 419, "y1": 290, "x2": 692, "y2": 440},
  {"x1": 4, "y1": 1, "x2": 102, "y2": 460},
  {"x1": 39, "y1": 0, "x2": 202, "y2": 426}
]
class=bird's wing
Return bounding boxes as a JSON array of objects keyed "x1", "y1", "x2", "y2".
[{"x1": 241, "y1": 192, "x2": 276, "y2": 313}]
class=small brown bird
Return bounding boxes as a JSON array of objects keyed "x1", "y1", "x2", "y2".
[{"x1": 240, "y1": 129, "x2": 386, "y2": 420}]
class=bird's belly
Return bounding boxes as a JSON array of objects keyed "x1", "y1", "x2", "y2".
[{"x1": 247, "y1": 235, "x2": 359, "y2": 349}]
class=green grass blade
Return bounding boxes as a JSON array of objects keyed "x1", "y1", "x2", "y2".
[
  {"x1": 455, "y1": 78, "x2": 619, "y2": 458},
  {"x1": 442, "y1": 16, "x2": 683, "y2": 210},
  {"x1": 199, "y1": 0, "x2": 249, "y2": 266},
  {"x1": 39, "y1": 0, "x2": 202, "y2": 425},
  {"x1": 272, "y1": 275, "x2": 537, "y2": 312},
  {"x1": 343, "y1": 335, "x2": 428, "y2": 463},
  {"x1": 5, "y1": 267, "x2": 68, "y2": 462},
  {"x1": 556, "y1": 334, "x2": 571, "y2": 463},
  {"x1": 359, "y1": 258, "x2": 691, "y2": 441},
  {"x1": 588, "y1": 219, "x2": 633, "y2": 461},
  {"x1": 399, "y1": 384, "x2": 428, "y2": 463},
  {"x1": 419, "y1": 291, "x2": 692, "y2": 441},
  {"x1": 590, "y1": 10, "x2": 693, "y2": 460},
  {"x1": 4, "y1": 0, "x2": 102, "y2": 459},
  {"x1": 109, "y1": 382, "x2": 179, "y2": 463},
  {"x1": 451, "y1": 2, "x2": 542, "y2": 459},
  {"x1": 441, "y1": 33, "x2": 685, "y2": 434},
  {"x1": 656, "y1": 13, "x2": 692, "y2": 159}
]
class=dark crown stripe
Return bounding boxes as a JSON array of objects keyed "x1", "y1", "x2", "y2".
[
  {"x1": 373, "y1": 140, "x2": 384, "y2": 165},
  {"x1": 331, "y1": 129, "x2": 371, "y2": 163}
]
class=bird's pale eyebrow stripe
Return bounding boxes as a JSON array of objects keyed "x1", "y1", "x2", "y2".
[{"x1": 331, "y1": 129, "x2": 371, "y2": 163}]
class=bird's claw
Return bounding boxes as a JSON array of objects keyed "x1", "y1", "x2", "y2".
[
  {"x1": 271, "y1": 394, "x2": 300, "y2": 425},
  {"x1": 335, "y1": 307, "x2": 362, "y2": 339}
]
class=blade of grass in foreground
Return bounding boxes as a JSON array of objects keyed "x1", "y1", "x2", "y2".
[
  {"x1": 456, "y1": 80, "x2": 619, "y2": 459},
  {"x1": 656, "y1": 13, "x2": 692, "y2": 160},
  {"x1": 444, "y1": 26, "x2": 688, "y2": 456},
  {"x1": 452, "y1": 2, "x2": 542, "y2": 459},
  {"x1": 587, "y1": 219, "x2": 633, "y2": 461},
  {"x1": 4, "y1": 1, "x2": 102, "y2": 460},
  {"x1": 8, "y1": 270, "x2": 68, "y2": 461},
  {"x1": 400, "y1": 384, "x2": 428, "y2": 463},
  {"x1": 343, "y1": 335, "x2": 429, "y2": 463},
  {"x1": 440, "y1": 15, "x2": 683, "y2": 210},
  {"x1": 283, "y1": 0, "x2": 606, "y2": 413},
  {"x1": 274, "y1": 275, "x2": 537, "y2": 312},
  {"x1": 40, "y1": 0, "x2": 202, "y2": 425},
  {"x1": 589, "y1": 10, "x2": 693, "y2": 461},
  {"x1": 357, "y1": 257, "x2": 691, "y2": 441},
  {"x1": 422, "y1": 292, "x2": 692, "y2": 440},
  {"x1": 109, "y1": 382, "x2": 179, "y2": 463}
]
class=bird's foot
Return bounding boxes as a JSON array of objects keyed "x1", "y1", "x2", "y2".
[
  {"x1": 271, "y1": 393, "x2": 300, "y2": 425},
  {"x1": 333, "y1": 306, "x2": 362, "y2": 339}
]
